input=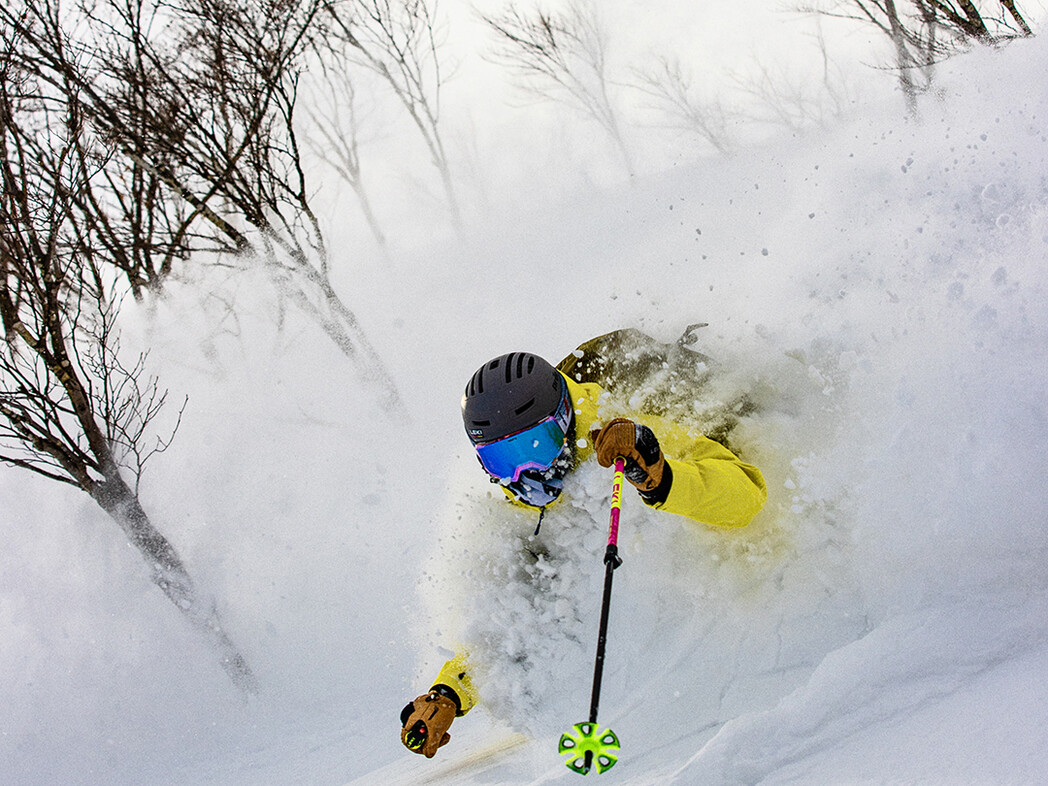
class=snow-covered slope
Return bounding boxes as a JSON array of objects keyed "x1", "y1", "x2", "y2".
[{"x1": 3, "y1": 27, "x2": 1048, "y2": 786}]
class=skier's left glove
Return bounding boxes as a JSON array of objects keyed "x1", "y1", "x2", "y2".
[
  {"x1": 400, "y1": 690, "x2": 458, "y2": 758},
  {"x1": 590, "y1": 418, "x2": 669, "y2": 498}
]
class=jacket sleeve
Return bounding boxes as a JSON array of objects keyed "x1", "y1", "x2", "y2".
[
  {"x1": 644, "y1": 426, "x2": 767, "y2": 528},
  {"x1": 431, "y1": 652, "x2": 479, "y2": 716},
  {"x1": 568, "y1": 376, "x2": 767, "y2": 529}
]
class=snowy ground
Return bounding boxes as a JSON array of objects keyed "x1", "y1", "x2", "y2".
[{"x1": 3, "y1": 10, "x2": 1048, "y2": 786}]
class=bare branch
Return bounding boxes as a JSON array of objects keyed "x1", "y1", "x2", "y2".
[
  {"x1": 479, "y1": 0, "x2": 633, "y2": 176},
  {"x1": 320, "y1": 0, "x2": 461, "y2": 230},
  {"x1": 303, "y1": 73, "x2": 388, "y2": 248},
  {"x1": 631, "y1": 55, "x2": 735, "y2": 154}
]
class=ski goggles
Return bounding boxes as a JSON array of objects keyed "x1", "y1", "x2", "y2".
[{"x1": 474, "y1": 386, "x2": 572, "y2": 482}]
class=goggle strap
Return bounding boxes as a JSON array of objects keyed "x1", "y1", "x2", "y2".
[{"x1": 534, "y1": 506, "x2": 546, "y2": 536}]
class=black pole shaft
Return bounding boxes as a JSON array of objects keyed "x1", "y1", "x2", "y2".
[
  {"x1": 583, "y1": 543, "x2": 620, "y2": 772},
  {"x1": 589, "y1": 543, "x2": 621, "y2": 723}
]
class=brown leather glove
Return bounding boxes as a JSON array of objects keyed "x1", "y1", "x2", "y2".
[
  {"x1": 400, "y1": 691, "x2": 458, "y2": 758},
  {"x1": 590, "y1": 418, "x2": 666, "y2": 493}
]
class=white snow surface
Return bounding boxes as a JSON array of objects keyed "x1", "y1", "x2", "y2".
[{"x1": 3, "y1": 27, "x2": 1048, "y2": 786}]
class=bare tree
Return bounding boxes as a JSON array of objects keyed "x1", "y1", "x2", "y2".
[
  {"x1": 731, "y1": 24, "x2": 856, "y2": 130},
  {"x1": 320, "y1": 0, "x2": 461, "y2": 231},
  {"x1": 808, "y1": 0, "x2": 1034, "y2": 46},
  {"x1": 0, "y1": 31, "x2": 256, "y2": 691},
  {"x1": 816, "y1": 0, "x2": 937, "y2": 115},
  {"x1": 2, "y1": 0, "x2": 405, "y2": 411},
  {"x1": 480, "y1": 0, "x2": 634, "y2": 177},
  {"x1": 802, "y1": 0, "x2": 1035, "y2": 115},
  {"x1": 304, "y1": 72, "x2": 389, "y2": 249},
  {"x1": 631, "y1": 55, "x2": 735, "y2": 155}
]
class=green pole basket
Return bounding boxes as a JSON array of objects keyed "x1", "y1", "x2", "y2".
[{"x1": 558, "y1": 722, "x2": 620, "y2": 775}]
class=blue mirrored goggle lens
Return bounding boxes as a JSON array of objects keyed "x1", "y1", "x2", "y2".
[{"x1": 475, "y1": 417, "x2": 567, "y2": 482}]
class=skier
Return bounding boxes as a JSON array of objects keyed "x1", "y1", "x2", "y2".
[{"x1": 400, "y1": 331, "x2": 767, "y2": 758}]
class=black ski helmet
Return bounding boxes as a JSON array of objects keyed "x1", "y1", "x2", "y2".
[{"x1": 462, "y1": 352, "x2": 567, "y2": 445}]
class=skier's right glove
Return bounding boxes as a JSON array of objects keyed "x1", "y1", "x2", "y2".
[
  {"x1": 590, "y1": 418, "x2": 668, "y2": 494},
  {"x1": 400, "y1": 690, "x2": 458, "y2": 758}
]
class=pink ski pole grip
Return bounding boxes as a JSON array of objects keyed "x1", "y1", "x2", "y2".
[{"x1": 608, "y1": 457, "x2": 625, "y2": 547}]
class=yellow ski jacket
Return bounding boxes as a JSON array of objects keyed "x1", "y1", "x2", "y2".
[
  {"x1": 562, "y1": 375, "x2": 766, "y2": 528},
  {"x1": 429, "y1": 375, "x2": 767, "y2": 715}
]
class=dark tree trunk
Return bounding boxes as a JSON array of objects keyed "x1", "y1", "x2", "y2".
[
  {"x1": 885, "y1": 0, "x2": 921, "y2": 118},
  {"x1": 92, "y1": 473, "x2": 258, "y2": 693},
  {"x1": 999, "y1": 0, "x2": 1033, "y2": 35}
]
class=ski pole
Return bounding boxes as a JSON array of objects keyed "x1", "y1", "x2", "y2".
[{"x1": 558, "y1": 457, "x2": 624, "y2": 776}]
